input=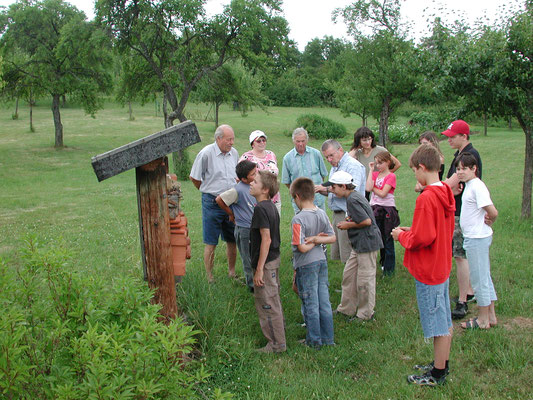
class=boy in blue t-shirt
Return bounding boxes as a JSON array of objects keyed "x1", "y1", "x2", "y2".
[
  {"x1": 216, "y1": 160, "x2": 257, "y2": 291},
  {"x1": 291, "y1": 177, "x2": 336, "y2": 348}
]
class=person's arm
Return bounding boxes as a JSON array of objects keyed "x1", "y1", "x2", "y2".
[
  {"x1": 390, "y1": 154, "x2": 401, "y2": 173},
  {"x1": 315, "y1": 185, "x2": 329, "y2": 196},
  {"x1": 365, "y1": 165, "x2": 375, "y2": 193},
  {"x1": 190, "y1": 177, "x2": 201, "y2": 190},
  {"x1": 391, "y1": 226, "x2": 410, "y2": 241},
  {"x1": 253, "y1": 228, "x2": 271, "y2": 287},
  {"x1": 444, "y1": 173, "x2": 463, "y2": 196},
  {"x1": 215, "y1": 195, "x2": 235, "y2": 223},
  {"x1": 483, "y1": 204, "x2": 498, "y2": 226},
  {"x1": 337, "y1": 218, "x2": 371, "y2": 230},
  {"x1": 372, "y1": 184, "x2": 393, "y2": 198}
]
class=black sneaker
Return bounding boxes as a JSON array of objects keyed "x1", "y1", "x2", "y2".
[
  {"x1": 452, "y1": 294, "x2": 476, "y2": 303},
  {"x1": 451, "y1": 301, "x2": 468, "y2": 320},
  {"x1": 407, "y1": 371, "x2": 446, "y2": 387},
  {"x1": 413, "y1": 362, "x2": 449, "y2": 376}
]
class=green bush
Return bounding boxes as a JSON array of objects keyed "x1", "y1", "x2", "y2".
[
  {"x1": 295, "y1": 113, "x2": 347, "y2": 140},
  {"x1": 0, "y1": 236, "x2": 231, "y2": 399}
]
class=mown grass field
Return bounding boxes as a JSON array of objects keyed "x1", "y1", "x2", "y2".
[{"x1": 1, "y1": 100, "x2": 532, "y2": 399}]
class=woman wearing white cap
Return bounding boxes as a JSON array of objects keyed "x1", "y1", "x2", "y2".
[{"x1": 239, "y1": 130, "x2": 281, "y2": 214}]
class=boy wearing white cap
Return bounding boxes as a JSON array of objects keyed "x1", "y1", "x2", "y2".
[{"x1": 324, "y1": 171, "x2": 383, "y2": 321}]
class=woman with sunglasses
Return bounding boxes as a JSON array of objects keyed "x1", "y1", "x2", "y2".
[{"x1": 240, "y1": 130, "x2": 281, "y2": 214}]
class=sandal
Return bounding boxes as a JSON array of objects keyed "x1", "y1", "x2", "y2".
[{"x1": 461, "y1": 317, "x2": 489, "y2": 330}]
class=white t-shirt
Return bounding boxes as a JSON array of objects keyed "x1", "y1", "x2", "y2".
[{"x1": 460, "y1": 178, "x2": 493, "y2": 238}]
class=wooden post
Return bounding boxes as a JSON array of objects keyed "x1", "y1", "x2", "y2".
[
  {"x1": 91, "y1": 121, "x2": 200, "y2": 321},
  {"x1": 136, "y1": 158, "x2": 177, "y2": 322}
]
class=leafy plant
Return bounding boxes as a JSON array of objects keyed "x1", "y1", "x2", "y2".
[
  {"x1": 296, "y1": 113, "x2": 347, "y2": 139},
  {"x1": 0, "y1": 236, "x2": 229, "y2": 399}
]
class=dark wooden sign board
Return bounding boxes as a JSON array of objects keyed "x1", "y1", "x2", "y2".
[{"x1": 91, "y1": 120, "x2": 201, "y2": 321}]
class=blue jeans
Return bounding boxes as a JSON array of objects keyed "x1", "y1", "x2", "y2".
[
  {"x1": 234, "y1": 225, "x2": 253, "y2": 290},
  {"x1": 463, "y1": 236, "x2": 497, "y2": 307},
  {"x1": 201, "y1": 193, "x2": 235, "y2": 245},
  {"x1": 415, "y1": 279, "x2": 452, "y2": 339},
  {"x1": 381, "y1": 236, "x2": 395, "y2": 275},
  {"x1": 295, "y1": 260, "x2": 334, "y2": 347}
]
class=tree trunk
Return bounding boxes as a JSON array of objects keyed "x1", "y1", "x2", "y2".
[
  {"x1": 61, "y1": 94, "x2": 66, "y2": 108},
  {"x1": 13, "y1": 97, "x2": 19, "y2": 120},
  {"x1": 483, "y1": 113, "x2": 488, "y2": 136},
  {"x1": 29, "y1": 88, "x2": 34, "y2": 132},
  {"x1": 163, "y1": 95, "x2": 170, "y2": 128},
  {"x1": 52, "y1": 94, "x2": 63, "y2": 148},
  {"x1": 378, "y1": 97, "x2": 391, "y2": 148},
  {"x1": 508, "y1": 116, "x2": 513, "y2": 130},
  {"x1": 516, "y1": 113, "x2": 532, "y2": 219},
  {"x1": 128, "y1": 101, "x2": 134, "y2": 121},
  {"x1": 215, "y1": 101, "x2": 220, "y2": 130}
]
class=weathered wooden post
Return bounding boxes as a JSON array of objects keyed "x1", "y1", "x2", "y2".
[{"x1": 91, "y1": 120, "x2": 200, "y2": 321}]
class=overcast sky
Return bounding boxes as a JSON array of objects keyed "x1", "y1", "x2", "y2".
[{"x1": 0, "y1": 0, "x2": 519, "y2": 51}]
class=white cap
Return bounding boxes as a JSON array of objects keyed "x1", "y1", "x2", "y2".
[
  {"x1": 323, "y1": 171, "x2": 354, "y2": 186},
  {"x1": 249, "y1": 130, "x2": 267, "y2": 145}
]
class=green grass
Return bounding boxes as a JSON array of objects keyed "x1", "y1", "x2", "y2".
[{"x1": 1, "y1": 100, "x2": 532, "y2": 399}]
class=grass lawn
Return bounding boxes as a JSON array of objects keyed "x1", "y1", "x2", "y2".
[{"x1": 0, "y1": 100, "x2": 532, "y2": 399}]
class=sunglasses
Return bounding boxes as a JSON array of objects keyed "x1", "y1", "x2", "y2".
[{"x1": 255, "y1": 138, "x2": 266, "y2": 143}]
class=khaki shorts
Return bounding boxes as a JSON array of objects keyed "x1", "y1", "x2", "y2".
[{"x1": 452, "y1": 216, "x2": 466, "y2": 258}]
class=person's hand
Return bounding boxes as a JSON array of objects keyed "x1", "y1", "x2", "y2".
[
  {"x1": 391, "y1": 227, "x2": 401, "y2": 241},
  {"x1": 336, "y1": 221, "x2": 350, "y2": 230},
  {"x1": 484, "y1": 214, "x2": 494, "y2": 226},
  {"x1": 369, "y1": 161, "x2": 375, "y2": 171},
  {"x1": 304, "y1": 235, "x2": 317, "y2": 244},
  {"x1": 254, "y1": 269, "x2": 264, "y2": 287},
  {"x1": 315, "y1": 184, "x2": 326, "y2": 193},
  {"x1": 229, "y1": 214, "x2": 235, "y2": 224}
]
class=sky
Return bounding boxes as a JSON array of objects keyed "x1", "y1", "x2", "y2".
[{"x1": 0, "y1": 0, "x2": 519, "y2": 51}]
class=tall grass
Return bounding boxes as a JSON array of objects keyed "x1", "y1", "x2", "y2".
[{"x1": 0, "y1": 100, "x2": 532, "y2": 399}]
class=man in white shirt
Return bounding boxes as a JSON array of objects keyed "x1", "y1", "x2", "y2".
[{"x1": 190, "y1": 125, "x2": 239, "y2": 282}]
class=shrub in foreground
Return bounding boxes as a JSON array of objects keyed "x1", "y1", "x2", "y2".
[{"x1": 0, "y1": 236, "x2": 231, "y2": 399}]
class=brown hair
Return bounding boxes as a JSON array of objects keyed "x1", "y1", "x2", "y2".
[
  {"x1": 257, "y1": 170, "x2": 279, "y2": 199},
  {"x1": 375, "y1": 151, "x2": 396, "y2": 170},
  {"x1": 419, "y1": 131, "x2": 443, "y2": 156},
  {"x1": 454, "y1": 153, "x2": 480, "y2": 177},
  {"x1": 290, "y1": 177, "x2": 315, "y2": 202},
  {"x1": 409, "y1": 144, "x2": 441, "y2": 172},
  {"x1": 351, "y1": 127, "x2": 376, "y2": 151}
]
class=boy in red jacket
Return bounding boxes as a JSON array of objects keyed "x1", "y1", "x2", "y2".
[{"x1": 392, "y1": 144, "x2": 455, "y2": 386}]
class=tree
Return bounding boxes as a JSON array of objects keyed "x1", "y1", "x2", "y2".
[
  {"x1": 335, "y1": 0, "x2": 420, "y2": 147},
  {"x1": 0, "y1": 0, "x2": 113, "y2": 148},
  {"x1": 97, "y1": 0, "x2": 289, "y2": 128}
]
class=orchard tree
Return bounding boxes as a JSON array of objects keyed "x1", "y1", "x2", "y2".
[
  {"x1": 96, "y1": 0, "x2": 290, "y2": 128},
  {"x1": 0, "y1": 0, "x2": 113, "y2": 148},
  {"x1": 335, "y1": 0, "x2": 420, "y2": 147}
]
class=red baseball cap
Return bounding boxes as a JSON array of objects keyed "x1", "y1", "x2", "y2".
[{"x1": 441, "y1": 120, "x2": 470, "y2": 137}]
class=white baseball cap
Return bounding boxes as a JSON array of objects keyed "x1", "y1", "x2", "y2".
[
  {"x1": 323, "y1": 171, "x2": 354, "y2": 186},
  {"x1": 249, "y1": 130, "x2": 267, "y2": 145}
]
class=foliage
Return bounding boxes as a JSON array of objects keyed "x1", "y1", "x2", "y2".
[
  {"x1": 334, "y1": 1, "x2": 420, "y2": 147},
  {"x1": 296, "y1": 113, "x2": 347, "y2": 139},
  {"x1": 97, "y1": 0, "x2": 290, "y2": 128},
  {"x1": 0, "y1": 0, "x2": 113, "y2": 147},
  {"x1": 0, "y1": 237, "x2": 228, "y2": 399}
]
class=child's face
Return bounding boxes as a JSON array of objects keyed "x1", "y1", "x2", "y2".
[
  {"x1": 456, "y1": 163, "x2": 477, "y2": 182},
  {"x1": 375, "y1": 158, "x2": 389, "y2": 172},
  {"x1": 330, "y1": 184, "x2": 347, "y2": 197},
  {"x1": 413, "y1": 166, "x2": 427, "y2": 186},
  {"x1": 249, "y1": 174, "x2": 264, "y2": 198},
  {"x1": 241, "y1": 168, "x2": 257, "y2": 184}
]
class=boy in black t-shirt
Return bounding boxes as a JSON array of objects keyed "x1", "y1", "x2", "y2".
[{"x1": 249, "y1": 170, "x2": 286, "y2": 353}]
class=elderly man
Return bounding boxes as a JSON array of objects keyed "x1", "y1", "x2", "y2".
[
  {"x1": 281, "y1": 127, "x2": 328, "y2": 213},
  {"x1": 316, "y1": 139, "x2": 366, "y2": 263},
  {"x1": 190, "y1": 124, "x2": 239, "y2": 283}
]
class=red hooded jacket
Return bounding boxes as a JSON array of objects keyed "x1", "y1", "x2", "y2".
[{"x1": 399, "y1": 183, "x2": 455, "y2": 285}]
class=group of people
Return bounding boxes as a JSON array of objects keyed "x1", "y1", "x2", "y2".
[{"x1": 189, "y1": 120, "x2": 498, "y2": 386}]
